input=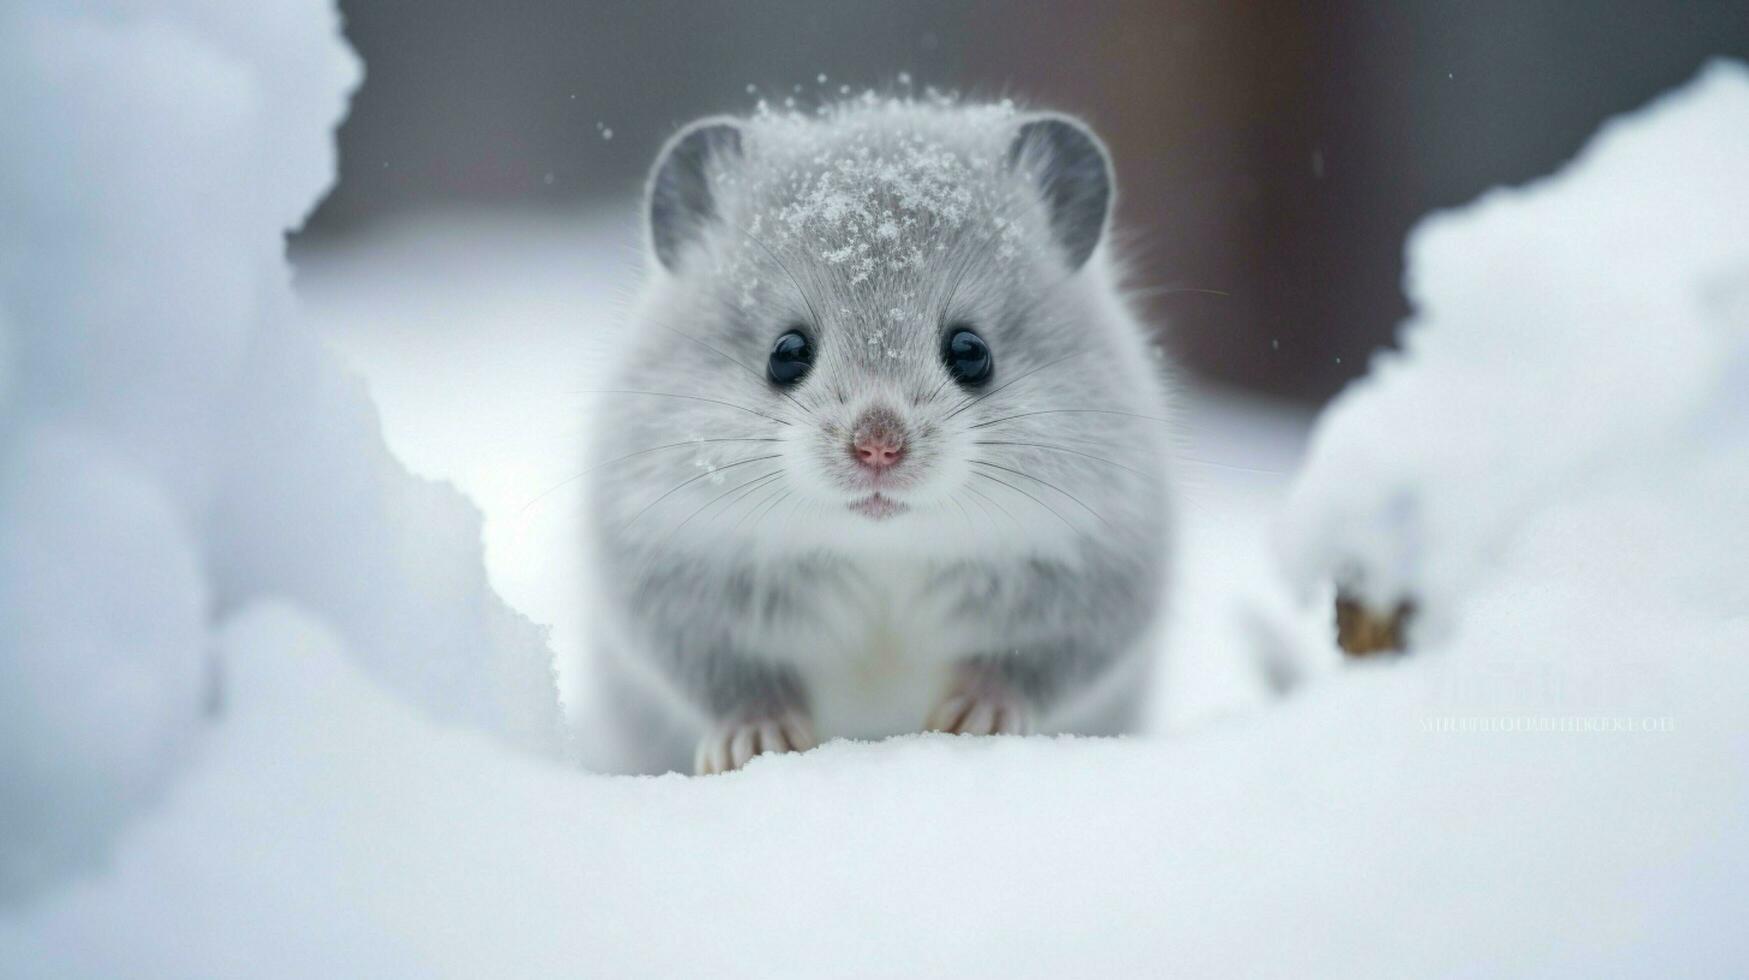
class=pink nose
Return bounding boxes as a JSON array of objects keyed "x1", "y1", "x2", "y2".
[
  {"x1": 850, "y1": 408, "x2": 907, "y2": 472},
  {"x1": 854, "y1": 436, "x2": 905, "y2": 470}
]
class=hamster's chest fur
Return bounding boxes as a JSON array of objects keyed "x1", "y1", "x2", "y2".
[{"x1": 746, "y1": 555, "x2": 969, "y2": 739}]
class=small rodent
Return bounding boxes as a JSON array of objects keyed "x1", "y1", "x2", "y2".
[{"x1": 584, "y1": 97, "x2": 1172, "y2": 774}]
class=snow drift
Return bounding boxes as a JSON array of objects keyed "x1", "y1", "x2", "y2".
[
  {"x1": 0, "y1": 0, "x2": 561, "y2": 903},
  {"x1": 1279, "y1": 61, "x2": 1749, "y2": 642},
  {"x1": 1, "y1": 0, "x2": 1745, "y2": 974}
]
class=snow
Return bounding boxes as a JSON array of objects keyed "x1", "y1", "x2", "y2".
[
  {"x1": 0, "y1": 428, "x2": 206, "y2": 903},
  {"x1": 0, "y1": 595, "x2": 1741, "y2": 976},
  {"x1": 727, "y1": 98, "x2": 1034, "y2": 292},
  {"x1": 2, "y1": 0, "x2": 1746, "y2": 973},
  {"x1": 0, "y1": 0, "x2": 561, "y2": 901},
  {"x1": 294, "y1": 212, "x2": 633, "y2": 721},
  {"x1": 1278, "y1": 60, "x2": 1749, "y2": 641}
]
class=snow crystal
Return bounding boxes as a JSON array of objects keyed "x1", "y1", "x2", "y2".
[{"x1": 704, "y1": 96, "x2": 1038, "y2": 304}]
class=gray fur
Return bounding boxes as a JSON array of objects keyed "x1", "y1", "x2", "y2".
[
  {"x1": 586, "y1": 99, "x2": 1173, "y2": 773},
  {"x1": 648, "y1": 119, "x2": 743, "y2": 271},
  {"x1": 1008, "y1": 116, "x2": 1113, "y2": 271}
]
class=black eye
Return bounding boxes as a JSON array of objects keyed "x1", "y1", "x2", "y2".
[
  {"x1": 767, "y1": 329, "x2": 814, "y2": 387},
  {"x1": 943, "y1": 327, "x2": 993, "y2": 387}
]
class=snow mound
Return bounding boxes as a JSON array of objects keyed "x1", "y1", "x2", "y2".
[
  {"x1": 0, "y1": 0, "x2": 561, "y2": 902},
  {"x1": 1278, "y1": 61, "x2": 1749, "y2": 639},
  {"x1": 1, "y1": 594, "x2": 1742, "y2": 976}
]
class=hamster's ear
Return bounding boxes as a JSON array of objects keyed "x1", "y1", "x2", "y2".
[
  {"x1": 648, "y1": 118, "x2": 744, "y2": 272},
  {"x1": 1007, "y1": 115, "x2": 1113, "y2": 271}
]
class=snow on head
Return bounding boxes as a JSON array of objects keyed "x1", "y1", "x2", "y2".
[
  {"x1": 694, "y1": 97, "x2": 1039, "y2": 308},
  {"x1": 755, "y1": 99, "x2": 1029, "y2": 280},
  {"x1": 0, "y1": 0, "x2": 560, "y2": 901},
  {"x1": 1277, "y1": 61, "x2": 1749, "y2": 641}
]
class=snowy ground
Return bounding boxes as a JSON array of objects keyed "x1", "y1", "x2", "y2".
[{"x1": 3, "y1": 2, "x2": 1745, "y2": 975}]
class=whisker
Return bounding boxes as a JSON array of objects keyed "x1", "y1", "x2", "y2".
[
  {"x1": 1128, "y1": 284, "x2": 1233, "y2": 301},
  {"x1": 947, "y1": 492, "x2": 975, "y2": 533},
  {"x1": 622, "y1": 454, "x2": 784, "y2": 529},
  {"x1": 923, "y1": 369, "x2": 959, "y2": 406},
  {"x1": 925, "y1": 241, "x2": 1071, "y2": 409},
  {"x1": 659, "y1": 469, "x2": 785, "y2": 547},
  {"x1": 977, "y1": 422, "x2": 1286, "y2": 476},
  {"x1": 653, "y1": 323, "x2": 817, "y2": 421},
  {"x1": 943, "y1": 349, "x2": 1091, "y2": 421},
  {"x1": 968, "y1": 469, "x2": 1076, "y2": 532},
  {"x1": 969, "y1": 408, "x2": 1174, "y2": 430},
  {"x1": 736, "y1": 222, "x2": 830, "y2": 335},
  {"x1": 518, "y1": 436, "x2": 783, "y2": 514},
  {"x1": 959, "y1": 485, "x2": 1010, "y2": 532},
  {"x1": 723, "y1": 481, "x2": 790, "y2": 538},
  {"x1": 970, "y1": 459, "x2": 1111, "y2": 528},
  {"x1": 974, "y1": 439, "x2": 1153, "y2": 480},
  {"x1": 579, "y1": 389, "x2": 793, "y2": 427},
  {"x1": 746, "y1": 487, "x2": 796, "y2": 537}
]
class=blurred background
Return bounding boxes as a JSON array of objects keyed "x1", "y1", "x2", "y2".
[{"x1": 291, "y1": 0, "x2": 1749, "y2": 404}]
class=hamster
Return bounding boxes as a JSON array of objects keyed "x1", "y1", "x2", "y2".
[{"x1": 583, "y1": 96, "x2": 1172, "y2": 775}]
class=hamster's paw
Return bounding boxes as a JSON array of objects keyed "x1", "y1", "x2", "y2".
[
  {"x1": 926, "y1": 670, "x2": 1032, "y2": 736},
  {"x1": 694, "y1": 710, "x2": 817, "y2": 775}
]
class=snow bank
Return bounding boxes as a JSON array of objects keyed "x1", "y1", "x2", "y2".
[
  {"x1": 1279, "y1": 61, "x2": 1749, "y2": 641},
  {"x1": 0, "y1": 596, "x2": 1741, "y2": 977},
  {"x1": 293, "y1": 210, "x2": 639, "y2": 718},
  {"x1": 0, "y1": 0, "x2": 560, "y2": 902}
]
